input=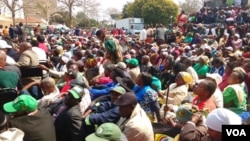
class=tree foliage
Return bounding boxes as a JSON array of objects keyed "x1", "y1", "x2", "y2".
[
  {"x1": 179, "y1": 0, "x2": 203, "y2": 15},
  {"x1": 122, "y1": 0, "x2": 178, "y2": 25},
  {"x1": 0, "y1": 0, "x2": 24, "y2": 25}
]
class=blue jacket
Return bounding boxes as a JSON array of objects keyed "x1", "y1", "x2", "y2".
[
  {"x1": 89, "y1": 101, "x2": 120, "y2": 125},
  {"x1": 89, "y1": 82, "x2": 118, "y2": 100}
]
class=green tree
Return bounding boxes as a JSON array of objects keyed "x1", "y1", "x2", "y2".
[{"x1": 122, "y1": 0, "x2": 178, "y2": 25}]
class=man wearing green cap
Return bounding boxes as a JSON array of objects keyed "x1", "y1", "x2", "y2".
[
  {"x1": 125, "y1": 58, "x2": 140, "y2": 80},
  {"x1": 3, "y1": 94, "x2": 56, "y2": 141},
  {"x1": 85, "y1": 122, "x2": 128, "y2": 141},
  {"x1": 81, "y1": 86, "x2": 126, "y2": 139},
  {"x1": 54, "y1": 86, "x2": 84, "y2": 141}
]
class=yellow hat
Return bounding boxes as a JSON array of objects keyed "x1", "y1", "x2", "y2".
[{"x1": 179, "y1": 71, "x2": 193, "y2": 84}]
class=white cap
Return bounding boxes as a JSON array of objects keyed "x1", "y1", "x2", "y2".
[
  {"x1": 234, "y1": 34, "x2": 240, "y2": 38},
  {"x1": 226, "y1": 46, "x2": 234, "y2": 51},
  {"x1": 0, "y1": 40, "x2": 12, "y2": 49},
  {"x1": 206, "y1": 108, "x2": 242, "y2": 132}
]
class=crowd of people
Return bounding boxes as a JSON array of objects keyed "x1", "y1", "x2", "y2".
[{"x1": 0, "y1": 3, "x2": 250, "y2": 141}]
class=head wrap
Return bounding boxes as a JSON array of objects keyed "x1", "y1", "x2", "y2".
[
  {"x1": 179, "y1": 71, "x2": 193, "y2": 84},
  {"x1": 86, "y1": 58, "x2": 97, "y2": 68},
  {"x1": 206, "y1": 108, "x2": 242, "y2": 132},
  {"x1": 104, "y1": 39, "x2": 116, "y2": 53},
  {"x1": 200, "y1": 56, "x2": 209, "y2": 65}
]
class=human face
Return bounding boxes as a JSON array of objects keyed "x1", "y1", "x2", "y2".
[
  {"x1": 64, "y1": 93, "x2": 78, "y2": 107},
  {"x1": 135, "y1": 74, "x2": 143, "y2": 86},
  {"x1": 193, "y1": 81, "x2": 206, "y2": 96},
  {"x1": 227, "y1": 72, "x2": 240, "y2": 85},
  {"x1": 119, "y1": 105, "x2": 134, "y2": 118},
  {"x1": 175, "y1": 73, "x2": 185, "y2": 86},
  {"x1": 207, "y1": 127, "x2": 222, "y2": 141},
  {"x1": 110, "y1": 92, "x2": 122, "y2": 103}
]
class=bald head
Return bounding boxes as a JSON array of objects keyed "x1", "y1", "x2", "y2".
[
  {"x1": 0, "y1": 50, "x2": 7, "y2": 67},
  {"x1": 19, "y1": 42, "x2": 32, "y2": 53},
  {"x1": 40, "y1": 77, "x2": 56, "y2": 95}
]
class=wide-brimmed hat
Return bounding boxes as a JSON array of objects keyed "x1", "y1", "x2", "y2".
[
  {"x1": 114, "y1": 92, "x2": 138, "y2": 106},
  {"x1": 116, "y1": 76, "x2": 135, "y2": 92}
]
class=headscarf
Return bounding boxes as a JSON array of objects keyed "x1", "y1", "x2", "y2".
[
  {"x1": 179, "y1": 71, "x2": 193, "y2": 84},
  {"x1": 200, "y1": 55, "x2": 209, "y2": 65},
  {"x1": 206, "y1": 108, "x2": 242, "y2": 132},
  {"x1": 86, "y1": 58, "x2": 97, "y2": 68},
  {"x1": 104, "y1": 39, "x2": 116, "y2": 53}
]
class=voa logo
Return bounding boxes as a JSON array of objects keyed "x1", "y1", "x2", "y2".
[{"x1": 226, "y1": 129, "x2": 247, "y2": 136}]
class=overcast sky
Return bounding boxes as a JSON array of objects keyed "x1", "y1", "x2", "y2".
[{"x1": 98, "y1": 0, "x2": 181, "y2": 11}]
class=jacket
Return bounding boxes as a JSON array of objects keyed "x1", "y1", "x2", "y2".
[
  {"x1": 117, "y1": 104, "x2": 154, "y2": 141},
  {"x1": 54, "y1": 105, "x2": 82, "y2": 141}
]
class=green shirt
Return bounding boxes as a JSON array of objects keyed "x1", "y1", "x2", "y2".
[
  {"x1": 152, "y1": 76, "x2": 162, "y2": 91},
  {"x1": 223, "y1": 86, "x2": 247, "y2": 114},
  {"x1": 193, "y1": 63, "x2": 209, "y2": 78}
]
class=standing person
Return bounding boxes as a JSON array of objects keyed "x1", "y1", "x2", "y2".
[
  {"x1": 115, "y1": 92, "x2": 154, "y2": 141},
  {"x1": 139, "y1": 26, "x2": 147, "y2": 46},
  {"x1": 96, "y1": 29, "x2": 123, "y2": 64},
  {"x1": 3, "y1": 95, "x2": 56, "y2": 141},
  {"x1": 177, "y1": 10, "x2": 188, "y2": 33},
  {"x1": 17, "y1": 22, "x2": 25, "y2": 42},
  {"x1": 155, "y1": 24, "x2": 166, "y2": 46},
  {"x1": 9, "y1": 24, "x2": 15, "y2": 39}
]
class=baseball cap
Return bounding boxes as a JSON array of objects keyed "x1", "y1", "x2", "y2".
[
  {"x1": 110, "y1": 86, "x2": 126, "y2": 95},
  {"x1": 125, "y1": 58, "x2": 139, "y2": 66},
  {"x1": 0, "y1": 40, "x2": 12, "y2": 49},
  {"x1": 176, "y1": 103, "x2": 193, "y2": 123},
  {"x1": 85, "y1": 122, "x2": 122, "y2": 141},
  {"x1": 4, "y1": 95, "x2": 38, "y2": 113},
  {"x1": 68, "y1": 86, "x2": 84, "y2": 99},
  {"x1": 114, "y1": 92, "x2": 138, "y2": 106},
  {"x1": 66, "y1": 69, "x2": 77, "y2": 79},
  {"x1": 115, "y1": 62, "x2": 127, "y2": 70}
]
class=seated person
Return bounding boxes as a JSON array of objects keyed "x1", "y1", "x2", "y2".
[
  {"x1": 223, "y1": 69, "x2": 247, "y2": 114},
  {"x1": 53, "y1": 86, "x2": 84, "y2": 141},
  {"x1": 115, "y1": 92, "x2": 154, "y2": 141},
  {"x1": 3, "y1": 95, "x2": 56, "y2": 141},
  {"x1": 206, "y1": 108, "x2": 242, "y2": 141},
  {"x1": 85, "y1": 122, "x2": 128, "y2": 141},
  {"x1": 0, "y1": 111, "x2": 24, "y2": 141},
  {"x1": 0, "y1": 50, "x2": 21, "y2": 90},
  {"x1": 165, "y1": 103, "x2": 207, "y2": 141},
  {"x1": 89, "y1": 67, "x2": 125, "y2": 100},
  {"x1": 192, "y1": 78, "x2": 217, "y2": 112},
  {"x1": 81, "y1": 86, "x2": 126, "y2": 139},
  {"x1": 59, "y1": 69, "x2": 77, "y2": 93},
  {"x1": 22, "y1": 77, "x2": 60, "y2": 108}
]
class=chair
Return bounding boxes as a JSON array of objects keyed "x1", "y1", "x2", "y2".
[{"x1": 0, "y1": 88, "x2": 18, "y2": 112}]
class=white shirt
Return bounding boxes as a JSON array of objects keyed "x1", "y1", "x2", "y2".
[
  {"x1": 139, "y1": 29, "x2": 147, "y2": 41},
  {"x1": 0, "y1": 128, "x2": 24, "y2": 141},
  {"x1": 186, "y1": 66, "x2": 199, "y2": 85},
  {"x1": 6, "y1": 55, "x2": 16, "y2": 65},
  {"x1": 32, "y1": 47, "x2": 47, "y2": 61},
  {"x1": 205, "y1": 28, "x2": 216, "y2": 36},
  {"x1": 213, "y1": 88, "x2": 223, "y2": 108},
  {"x1": 38, "y1": 87, "x2": 60, "y2": 108},
  {"x1": 79, "y1": 89, "x2": 92, "y2": 114}
]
